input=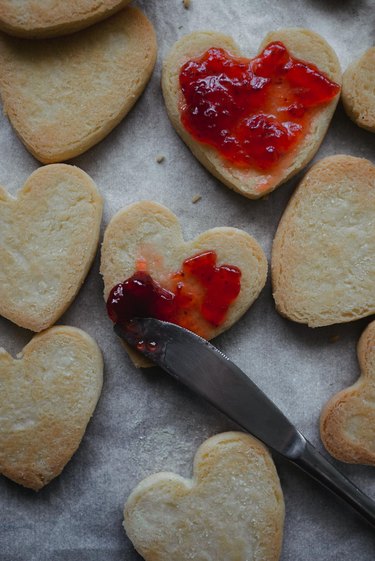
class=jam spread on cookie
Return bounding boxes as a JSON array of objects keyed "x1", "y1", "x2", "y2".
[
  {"x1": 107, "y1": 250, "x2": 241, "y2": 337},
  {"x1": 179, "y1": 41, "x2": 340, "y2": 170}
]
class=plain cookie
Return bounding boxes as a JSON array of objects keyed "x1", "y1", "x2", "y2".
[
  {"x1": 342, "y1": 47, "x2": 375, "y2": 133},
  {"x1": 124, "y1": 432, "x2": 284, "y2": 561},
  {"x1": 272, "y1": 155, "x2": 375, "y2": 327},
  {"x1": 320, "y1": 320, "x2": 375, "y2": 465},
  {"x1": 0, "y1": 0, "x2": 132, "y2": 38},
  {"x1": 0, "y1": 7, "x2": 157, "y2": 163},
  {"x1": 0, "y1": 164, "x2": 103, "y2": 331},
  {"x1": 0, "y1": 326, "x2": 103, "y2": 490}
]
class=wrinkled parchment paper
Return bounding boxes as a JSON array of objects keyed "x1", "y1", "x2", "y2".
[{"x1": 1, "y1": 1, "x2": 374, "y2": 559}]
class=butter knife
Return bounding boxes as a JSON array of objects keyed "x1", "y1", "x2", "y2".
[{"x1": 114, "y1": 318, "x2": 375, "y2": 528}]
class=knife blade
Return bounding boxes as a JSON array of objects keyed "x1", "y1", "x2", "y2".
[{"x1": 114, "y1": 318, "x2": 375, "y2": 528}]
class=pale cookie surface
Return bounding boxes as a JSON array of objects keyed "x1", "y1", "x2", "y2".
[
  {"x1": 124, "y1": 432, "x2": 284, "y2": 561},
  {"x1": 162, "y1": 28, "x2": 341, "y2": 199},
  {"x1": 272, "y1": 155, "x2": 375, "y2": 327},
  {"x1": 0, "y1": 0, "x2": 131, "y2": 38},
  {"x1": 100, "y1": 200, "x2": 267, "y2": 367},
  {"x1": 320, "y1": 320, "x2": 375, "y2": 465},
  {"x1": 0, "y1": 7, "x2": 157, "y2": 163},
  {"x1": 0, "y1": 164, "x2": 103, "y2": 331},
  {"x1": 342, "y1": 47, "x2": 375, "y2": 133},
  {"x1": 0, "y1": 326, "x2": 103, "y2": 490}
]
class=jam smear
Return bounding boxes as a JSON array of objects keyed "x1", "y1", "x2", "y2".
[
  {"x1": 179, "y1": 41, "x2": 340, "y2": 170},
  {"x1": 107, "y1": 251, "x2": 241, "y2": 337}
]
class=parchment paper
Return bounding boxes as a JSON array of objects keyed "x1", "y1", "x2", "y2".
[{"x1": 1, "y1": 1, "x2": 374, "y2": 559}]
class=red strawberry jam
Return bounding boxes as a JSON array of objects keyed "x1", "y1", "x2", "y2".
[
  {"x1": 107, "y1": 251, "x2": 241, "y2": 337},
  {"x1": 179, "y1": 41, "x2": 340, "y2": 170}
]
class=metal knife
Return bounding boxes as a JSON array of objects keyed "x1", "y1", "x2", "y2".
[{"x1": 114, "y1": 317, "x2": 375, "y2": 529}]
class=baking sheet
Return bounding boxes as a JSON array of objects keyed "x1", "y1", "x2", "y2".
[{"x1": 1, "y1": 0, "x2": 374, "y2": 559}]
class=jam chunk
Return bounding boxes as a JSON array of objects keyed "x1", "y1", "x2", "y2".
[
  {"x1": 107, "y1": 251, "x2": 241, "y2": 337},
  {"x1": 179, "y1": 42, "x2": 340, "y2": 170}
]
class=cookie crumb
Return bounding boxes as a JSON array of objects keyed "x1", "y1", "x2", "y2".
[
  {"x1": 183, "y1": 0, "x2": 191, "y2": 8},
  {"x1": 329, "y1": 335, "x2": 340, "y2": 343},
  {"x1": 191, "y1": 194, "x2": 202, "y2": 204},
  {"x1": 156, "y1": 154, "x2": 165, "y2": 164}
]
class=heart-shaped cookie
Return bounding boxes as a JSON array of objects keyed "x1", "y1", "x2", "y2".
[
  {"x1": 272, "y1": 155, "x2": 375, "y2": 327},
  {"x1": 342, "y1": 47, "x2": 375, "y2": 133},
  {"x1": 0, "y1": 164, "x2": 103, "y2": 331},
  {"x1": 0, "y1": 326, "x2": 103, "y2": 490},
  {"x1": 100, "y1": 201, "x2": 267, "y2": 367},
  {"x1": 320, "y1": 320, "x2": 375, "y2": 465},
  {"x1": 162, "y1": 28, "x2": 341, "y2": 199},
  {"x1": 0, "y1": 0, "x2": 131, "y2": 38},
  {"x1": 124, "y1": 432, "x2": 285, "y2": 561},
  {"x1": 0, "y1": 7, "x2": 157, "y2": 163}
]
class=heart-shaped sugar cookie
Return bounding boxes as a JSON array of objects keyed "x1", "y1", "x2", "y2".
[
  {"x1": 162, "y1": 28, "x2": 341, "y2": 199},
  {"x1": 0, "y1": 7, "x2": 157, "y2": 163},
  {"x1": 0, "y1": 326, "x2": 103, "y2": 490},
  {"x1": 100, "y1": 201, "x2": 267, "y2": 367},
  {"x1": 124, "y1": 432, "x2": 285, "y2": 561},
  {"x1": 0, "y1": 0, "x2": 131, "y2": 38},
  {"x1": 342, "y1": 47, "x2": 375, "y2": 133},
  {"x1": 320, "y1": 320, "x2": 375, "y2": 465},
  {"x1": 272, "y1": 155, "x2": 375, "y2": 327},
  {"x1": 0, "y1": 164, "x2": 103, "y2": 331}
]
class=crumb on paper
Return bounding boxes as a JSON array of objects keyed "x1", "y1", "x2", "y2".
[
  {"x1": 329, "y1": 335, "x2": 340, "y2": 343},
  {"x1": 183, "y1": 0, "x2": 191, "y2": 8},
  {"x1": 156, "y1": 154, "x2": 165, "y2": 164},
  {"x1": 178, "y1": 25, "x2": 183, "y2": 29},
  {"x1": 192, "y1": 194, "x2": 202, "y2": 203}
]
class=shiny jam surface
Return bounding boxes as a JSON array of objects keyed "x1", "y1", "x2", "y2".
[
  {"x1": 179, "y1": 42, "x2": 340, "y2": 170},
  {"x1": 107, "y1": 251, "x2": 241, "y2": 337}
]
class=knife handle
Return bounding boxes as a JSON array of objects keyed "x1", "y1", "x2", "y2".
[{"x1": 293, "y1": 439, "x2": 375, "y2": 529}]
